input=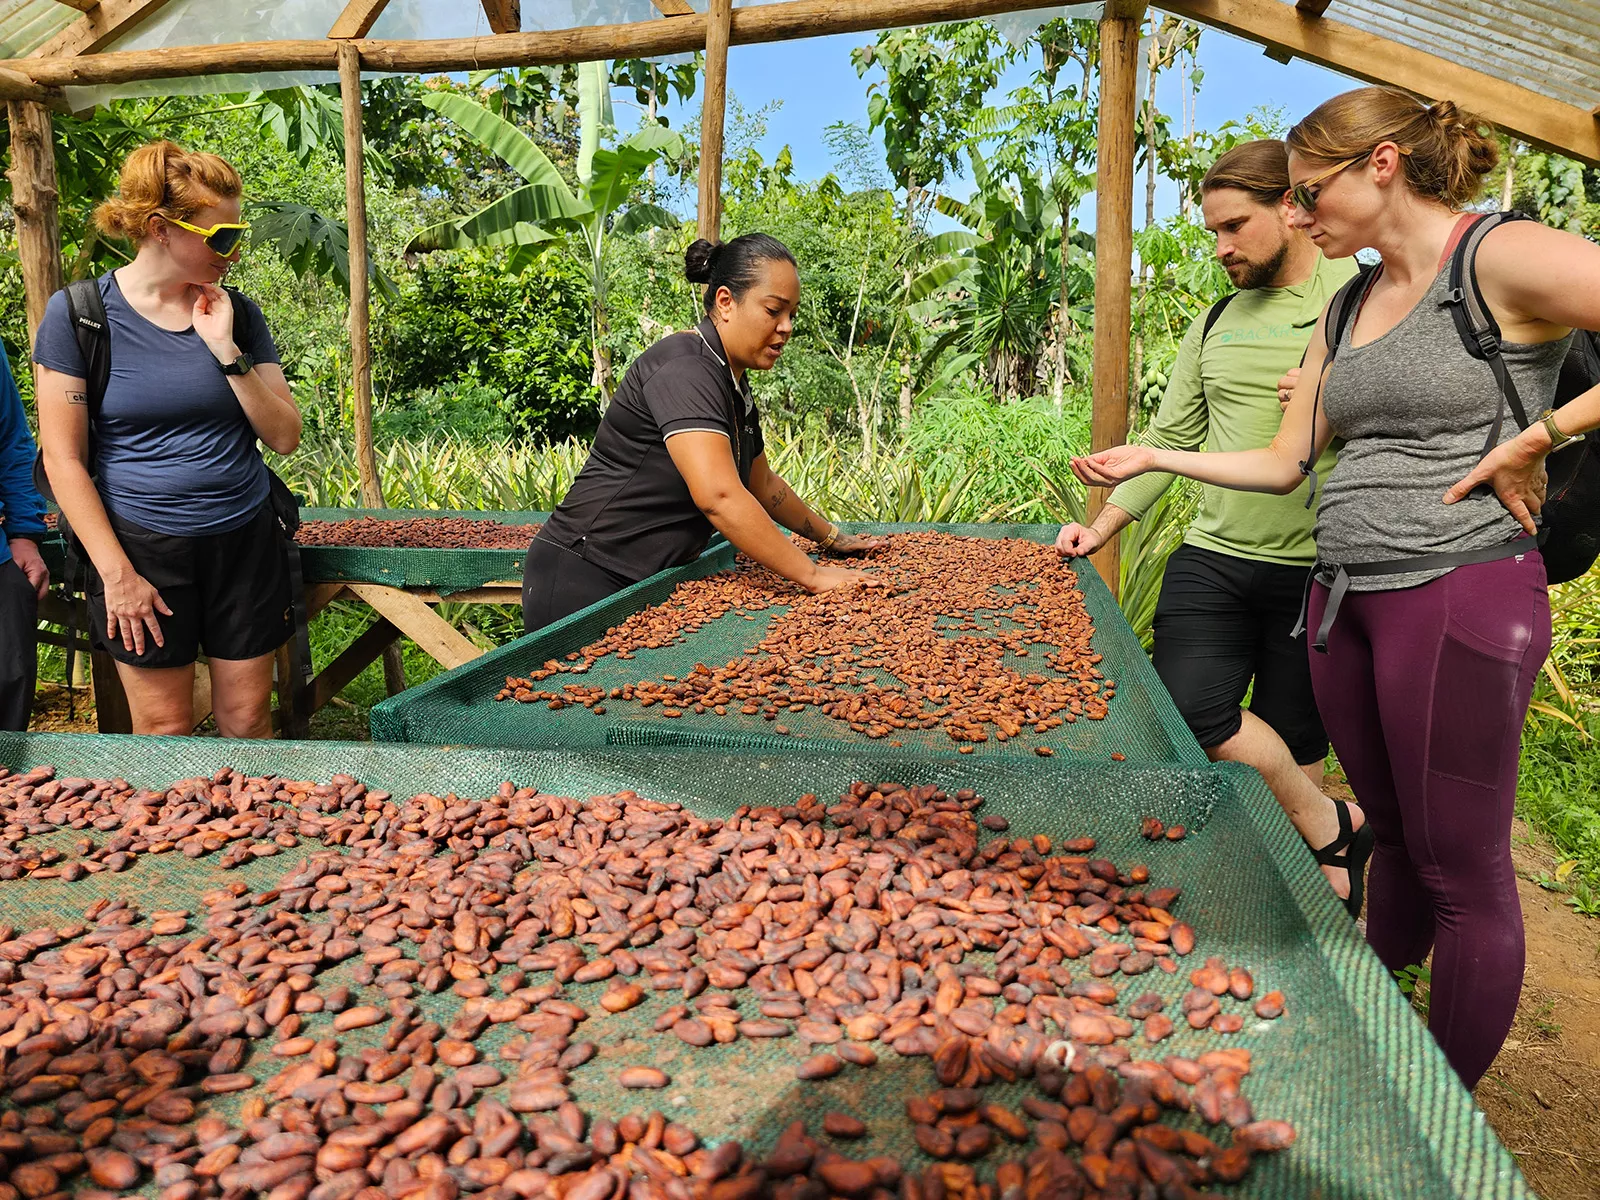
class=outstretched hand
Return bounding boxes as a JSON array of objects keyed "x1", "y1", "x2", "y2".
[{"x1": 1071, "y1": 445, "x2": 1157, "y2": 489}]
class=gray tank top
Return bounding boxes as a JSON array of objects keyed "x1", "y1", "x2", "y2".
[{"x1": 1315, "y1": 267, "x2": 1571, "y2": 590}]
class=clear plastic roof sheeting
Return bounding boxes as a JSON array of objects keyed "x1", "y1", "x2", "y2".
[
  {"x1": 35, "y1": 0, "x2": 1111, "y2": 107},
  {"x1": 4, "y1": 0, "x2": 1596, "y2": 127}
]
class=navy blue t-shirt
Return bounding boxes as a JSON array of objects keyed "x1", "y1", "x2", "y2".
[{"x1": 32, "y1": 271, "x2": 281, "y2": 536}]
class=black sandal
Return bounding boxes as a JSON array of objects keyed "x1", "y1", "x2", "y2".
[{"x1": 1312, "y1": 801, "x2": 1376, "y2": 918}]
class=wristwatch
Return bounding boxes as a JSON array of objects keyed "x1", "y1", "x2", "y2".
[
  {"x1": 1540, "y1": 408, "x2": 1583, "y2": 451},
  {"x1": 221, "y1": 352, "x2": 255, "y2": 377}
]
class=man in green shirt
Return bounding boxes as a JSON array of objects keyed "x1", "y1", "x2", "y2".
[{"x1": 1058, "y1": 140, "x2": 1373, "y2": 916}]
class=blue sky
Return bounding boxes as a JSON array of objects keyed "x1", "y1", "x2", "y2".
[{"x1": 650, "y1": 19, "x2": 1364, "y2": 228}]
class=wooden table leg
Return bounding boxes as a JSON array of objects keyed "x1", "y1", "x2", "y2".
[
  {"x1": 346, "y1": 583, "x2": 483, "y2": 670},
  {"x1": 312, "y1": 617, "x2": 400, "y2": 712},
  {"x1": 275, "y1": 643, "x2": 309, "y2": 739},
  {"x1": 193, "y1": 660, "x2": 213, "y2": 730},
  {"x1": 90, "y1": 651, "x2": 131, "y2": 734}
]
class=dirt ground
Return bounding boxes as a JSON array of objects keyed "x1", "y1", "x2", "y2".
[
  {"x1": 25, "y1": 684, "x2": 1600, "y2": 1196},
  {"x1": 1478, "y1": 822, "x2": 1600, "y2": 1200}
]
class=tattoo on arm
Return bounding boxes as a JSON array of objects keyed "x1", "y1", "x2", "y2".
[
  {"x1": 67, "y1": 390, "x2": 88, "y2": 407},
  {"x1": 766, "y1": 481, "x2": 791, "y2": 513},
  {"x1": 800, "y1": 517, "x2": 818, "y2": 540}
]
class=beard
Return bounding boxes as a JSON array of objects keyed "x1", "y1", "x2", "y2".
[{"x1": 1227, "y1": 239, "x2": 1291, "y2": 290}]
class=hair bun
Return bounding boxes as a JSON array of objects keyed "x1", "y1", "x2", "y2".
[
  {"x1": 684, "y1": 238, "x2": 723, "y2": 284},
  {"x1": 1426, "y1": 99, "x2": 1462, "y2": 131}
]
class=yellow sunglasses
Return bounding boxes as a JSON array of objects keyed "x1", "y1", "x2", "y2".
[{"x1": 166, "y1": 216, "x2": 250, "y2": 256}]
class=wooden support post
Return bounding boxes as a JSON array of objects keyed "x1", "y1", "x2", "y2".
[
  {"x1": 5, "y1": 101, "x2": 63, "y2": 341},
  {"x1": 1088, "y1": 2, "x2": 1144, "y2": 597},
  {"x1": 337, "y1": 43, "x2": 403, "y2": 696},
  {"x1": 697, "y1": 0, "x2": 733, "y2": 242},
  {"x1": 338, "y1": 42, "x2": 383, "y2": 510}
]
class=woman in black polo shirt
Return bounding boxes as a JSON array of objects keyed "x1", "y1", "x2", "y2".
[{"x1": 524, "y1": 233, "x2": 881, "y2": 630}]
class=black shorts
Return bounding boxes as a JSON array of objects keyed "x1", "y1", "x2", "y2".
[
  {"x1": 88, "y1": 502, "x2": 292, "y2": 668},
  {"x1": 1151, "y1": 544, "x2": 1329, "y2": 765}
]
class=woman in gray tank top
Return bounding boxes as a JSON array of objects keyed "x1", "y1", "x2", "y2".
[{"x1": 1072, "y1": 86, "x2": 1600, "y2": 1090}]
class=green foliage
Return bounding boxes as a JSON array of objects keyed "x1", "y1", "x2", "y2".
[
  {"x1": 914, "y1": 150, "x2": 1093, "y2": 401},
  {"x1": 853, "y1": 23, "x2": 1016, "y2": 197},
  {"x1": 408, "y1": 87, "x2": 686, "y2": 400},
  {"x1": 248, "y1": 201, "x2": 396, "y2": 300},
  {"x1": 373, "y1": 250, "x2": 595, "y2": 442},
  {"x1": 1157, "y1": 105, "x2": 1289, "y2": 215}
]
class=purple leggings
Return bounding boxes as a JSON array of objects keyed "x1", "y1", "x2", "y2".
[{"x1": 1307, "y1": 550, "x2": 1551, "y2": 1089}]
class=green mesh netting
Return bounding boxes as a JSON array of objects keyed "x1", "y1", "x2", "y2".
[
  {"x1": 0, "y1": 732, "x2": 1528, "y2": 1199},
  {"x1": 296, "y1": 507, "x2": 547, "y2": 591},
  {"x1": 370, "y1": 524, "x2": 1207, "y2": 766},
  {"x1": 35, "y1": 509, "x2": 548, "y2": 593}
]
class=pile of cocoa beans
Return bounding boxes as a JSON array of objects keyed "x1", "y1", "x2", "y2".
[
  {"x1": 498, "y1": 534, "x2": 1114, "y2": 751},
  {"x1": 294, "y1": 518, "x2": 539, "y2": 550},
  {"x1": 0, "y1": 763, "x2": 1293, "y2": 1199}
]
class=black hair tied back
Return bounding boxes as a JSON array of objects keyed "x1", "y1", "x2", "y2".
[
  {"x1": 684, "y1": 232, "x2": 797, "y2": 312},
  {"x1": 684, "y1": 239, "x2": 723, "y2": 284}
]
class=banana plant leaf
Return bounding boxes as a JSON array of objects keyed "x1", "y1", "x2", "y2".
[
  {"x1": 419, "y1": 92, "x2": 585, "y2": 214},
  {"x1": 613, "y1": 204, "x2": 681, "y2": 236}
]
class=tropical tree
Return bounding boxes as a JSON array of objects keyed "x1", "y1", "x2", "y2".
[
  {"x1": 852, "y1": 22, "x2": 1014, "y2": 426},
  {"x1": 406, "y1": 76, "x2": 684, "y2": 401},
  {"x1": 963, "y1": 17, "x2": 1101, "y2": 405},
  {"x1": 910, "y1": 149, "x2": 1092, "y2": 403}
]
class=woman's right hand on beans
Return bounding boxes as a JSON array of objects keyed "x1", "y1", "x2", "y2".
[
  {"x1": 806, "y1": 564, "x2": 888, "y2": 595},
  {"x1": 103, "y1": 567, "x2": 173, "y2": 654}
]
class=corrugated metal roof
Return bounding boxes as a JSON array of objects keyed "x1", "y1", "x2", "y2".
[
  {"x1": 1313, "y1": 0, "x2": 1600, "y2": 114},
  {"x1": 0, "y1": 0, "x2": 75, "y2": 58}
]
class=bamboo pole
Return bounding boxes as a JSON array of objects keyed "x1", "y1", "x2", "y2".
[
  {"x1": 1087, "y1": 2, "x2": 1144, "y2": 597},
  {"x1": 696, "y1": 0, "x2": 732, "y2": 242},
  {"x1": 338, "y1": 42, "x2": 383, "y2": 511},
  {"x1": 5, "y1": 101, "x2": 63, "y2": 341}
]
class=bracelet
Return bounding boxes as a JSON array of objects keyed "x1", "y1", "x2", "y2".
[{"x1": 818, "y1": 523, "x2": 840, "y2": 552}]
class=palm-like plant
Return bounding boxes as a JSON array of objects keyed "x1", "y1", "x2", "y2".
[
  {"x1": 908, "y1": 149, "x2": 1083, "y2": 403},
  {"x1": 406, "y1": 70, "x2": 684, "y2": 401}
]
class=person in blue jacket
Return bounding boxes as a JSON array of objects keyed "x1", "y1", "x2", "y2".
[{"x1": 0, "y1": 343, "x2": 50, "y2": 731}]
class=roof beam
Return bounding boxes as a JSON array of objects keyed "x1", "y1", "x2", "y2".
[
  {"x1": 0, "y1": 0, "x2": 1593, "y2": 165},
  {"x1": 1294, "y1": 0, "x2": 1332, "y2": 15},
  {"x1": 329, "y1": 0, "x2": 394, "y2": 40},
  {"x1": 650, "y1": 0, "x2": 696, "y2": 14},
  {"x1": 480, "y1": 1, "x2": 520, "y2": 35},
  {"x1": 1157, "y1": 0, "x2": 1600, "y2": 163},
  {"x1": 31, "y1": 0, "x2": 179, "y2": 59},
  {"x1": 51, "y1": 1, "x2": 101, "y2": 13}
]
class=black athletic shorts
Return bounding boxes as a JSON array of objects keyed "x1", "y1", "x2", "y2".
[
  {"x1": 88, "y1": 501, "x2": 292, "y2": 668},
  {"x1": 1151, "y1": 544, "x2": 1329, "y2": 765}
]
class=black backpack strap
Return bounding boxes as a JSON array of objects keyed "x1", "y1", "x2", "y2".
[
  {"x1": 67, "y1": 277, "x2": 111, "y2": 424},
  {"x1": 266, "y1": 472, "x2": 312, "y2": 736},
  {"x1": 1299, "y1": 263, "x2": 1379, "y2": 509},
  {"x1": 1440, "y1": 212, "x2": 1535, "y2": 459},
  {"x1": 1201, "y1": 293, "x2": 1236, "y2": 342},
  {"x1": 47, "y1": 277, "x2": 113, "y2": 719}
]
